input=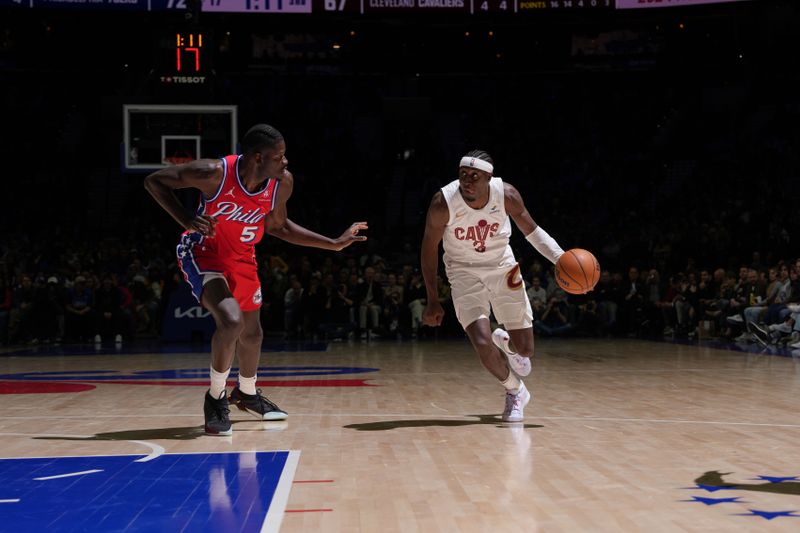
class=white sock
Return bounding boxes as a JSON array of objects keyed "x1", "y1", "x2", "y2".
[
  {"x1": 209, "y1": 366, "x2": 231, "y2": 399},
  {"x1": 501, "y1": 371, "x2": 521, "y2": 394},
  {"x1": 238, "y1": 374, "x2": 257, "y2": 395}
]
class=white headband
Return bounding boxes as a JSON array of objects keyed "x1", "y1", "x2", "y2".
[{"x1": 459, "y1": 156, "x2": 493, "y2": 174}]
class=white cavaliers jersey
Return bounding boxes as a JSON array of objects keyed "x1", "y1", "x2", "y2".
[{"x1": 441, "y1": 177, "x2": 516, "y2": 271}]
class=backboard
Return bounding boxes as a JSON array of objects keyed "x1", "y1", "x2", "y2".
[{"x1": 122, "y1": 105, "x2": 238, "y2": 172}]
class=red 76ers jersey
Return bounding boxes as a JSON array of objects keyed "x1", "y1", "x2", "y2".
[{"x1": 185, "y1": 154, "x2": 279, "y2": 260}]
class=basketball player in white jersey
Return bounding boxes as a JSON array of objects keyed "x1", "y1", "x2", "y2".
[{"x1": 421, "y1": 150, "x2": 565, "y2": 422}]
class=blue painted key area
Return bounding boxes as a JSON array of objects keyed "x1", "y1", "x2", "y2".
[{"x1": 0, "y1": 452, "x2": 291, "y2": 532}]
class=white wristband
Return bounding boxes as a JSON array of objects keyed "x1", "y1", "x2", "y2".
[{"x1": 526, "y1": 226, "x2": 564, "y2": 265}]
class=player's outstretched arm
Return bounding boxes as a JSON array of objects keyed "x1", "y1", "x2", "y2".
[
  {"x1": 421, "y1": 192, "x2": 448, "y2": 327},
  {"x1": 144, "y1": 159, "x2": 224, "y2": 236},
  {"x1": 265, "y1": 171, "x2": 367, "y2": 251},
  {"x1": 504, "y1": 182, "x2": 564, "y2": 265}
]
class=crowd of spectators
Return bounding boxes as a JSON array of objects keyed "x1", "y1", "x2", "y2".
[{"x1": 1, "y1": 222, "x2": 798, "y2": 350}]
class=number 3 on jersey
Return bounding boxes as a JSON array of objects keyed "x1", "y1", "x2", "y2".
[{"x1": 240, "y1": 226, "x2": 258, "y2": 243}]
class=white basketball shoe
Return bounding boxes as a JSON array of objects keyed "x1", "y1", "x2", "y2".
[
  {"x1": 492, "y1": 328, "x2": 531, "y2": 377},
  {"x1": 502, "y1": 381, "x2": 531, "y2": 423}
]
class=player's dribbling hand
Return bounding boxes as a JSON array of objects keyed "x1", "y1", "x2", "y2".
[
  {"x1": 422, "y1": 302, "x2": 444, "y2": 327},
  {"x1": 186, "y1": 215, "x2": 217, "y2": 237},
  {"x1": 333, "y1": 222, "x2": 368, "y2": 251}
]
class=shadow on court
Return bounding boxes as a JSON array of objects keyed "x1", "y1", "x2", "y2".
[
  {"x1": 694, "y1": 471, "x2": 800, "y2": 496},
  {"x1": 34, "y1": 420, "x2": 288, "y2": 442},
  {"x1": 344, "y1": 414, "x2": 543, "y2": 431}
]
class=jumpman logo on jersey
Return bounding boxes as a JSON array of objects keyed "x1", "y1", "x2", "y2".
[{"x1": 224, "y1": 188, "x2": 236, "y2": 198}]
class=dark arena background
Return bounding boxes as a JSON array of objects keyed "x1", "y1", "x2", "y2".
[{"x1": 2, "y1": 1, "x2": 800, "y2": 531}]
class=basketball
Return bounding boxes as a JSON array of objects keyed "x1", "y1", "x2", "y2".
[{"x1": 555, "y1": 249, "x2": 600, "y2": 294}]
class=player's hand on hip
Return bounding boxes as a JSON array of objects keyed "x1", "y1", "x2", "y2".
[
  {"x1": 186, "y1": 215, "x2": 217, "y2": 237},
  {"x1": 423, "y1": 301, "x2": 445, "y2": 327},
  {"x1": 333, "y1": 222, "x2": 368, "y2": 251}
]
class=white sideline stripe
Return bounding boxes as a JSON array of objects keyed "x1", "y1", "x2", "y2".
[
  {"x1": 0, "y1": 449, "x2": 296, "y2": 461},
  {"x1": 261, "y1": 451, "x2": 301, "y2": 533},
  {"x1": 0, "y1": 499, "x2": 20, "y2": 503},
  {"x1": 34, "y1": 469, "x2": 103, "y2": 481}
]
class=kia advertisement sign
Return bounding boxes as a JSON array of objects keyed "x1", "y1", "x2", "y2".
[
  {"x1": 162, "y1": 282, "x2": 216, "y2": 342},
  {"x1": 617, "y1": 0, "x2": 749, "y2": 8}
]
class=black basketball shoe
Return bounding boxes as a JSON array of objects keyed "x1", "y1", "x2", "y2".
[
  {"x1": 204, "y1": 390, "x2": 233, "y2": 436},
  {"x1": 230, "y1": 387, "x2": 288, "y2": 421}
]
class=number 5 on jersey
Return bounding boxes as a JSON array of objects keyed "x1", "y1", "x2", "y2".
[{"x1": 240, "y1": 226, "x2": 258, "y2": 243}]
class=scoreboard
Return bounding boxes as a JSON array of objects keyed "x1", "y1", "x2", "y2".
[
  {"x1": 0, "y1": 0, "x2": 751, "y2": 12},
  {"x1": 316, "y1": 0, "x2": 614, "y2": 15},
  {"x1": 1, "y1": 0, "x2": 615, "y2": 12}
]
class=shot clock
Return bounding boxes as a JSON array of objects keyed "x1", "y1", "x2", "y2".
[
  {"x1": 175, "y1": 32, "x2": 204, "y2": 73},
  {"x1": 158, "y1": 30, "x2": 211, "y2": 86}
]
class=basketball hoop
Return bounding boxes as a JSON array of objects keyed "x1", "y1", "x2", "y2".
[{"x1": 163, "y1": 155, "x2": 195, "y2": 166}]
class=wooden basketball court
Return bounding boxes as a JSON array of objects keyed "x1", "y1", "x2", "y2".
[{"x1": 1, "y1": 338, "x2": 799, "y2": 531}]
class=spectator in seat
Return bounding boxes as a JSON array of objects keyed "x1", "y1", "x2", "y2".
[
  {"x1": 358, "y1": 266, "x2": 383, "y2": 338},
  {"x1": 0, "y1": 276, "x2": 13, "y2": 345},
  {"x1": 406, "y1": 271, "x2": 427, "y2": 338},
  {"x1": 8, "y1": 274, "x2": 37, "y2": 344},
  {"x1": 526, "y1": 275, "x2": 547, "y2": 320},
  {"x1": 621, "y1": 266, "x2": 645, "y2": 336},
  {"x1": 39, "y1": 276, "x2": 66, "y2": 343},
  {"x1": 304, "y1": 274, "x2": 325, "y2": 339},
  {"x1": 534, "y1": 288, "x2": 573, "y2": 337},
  {"x1": 65, "y1": 275, "x2": 94, "y2": 342},
  {"x1": 94, "y1": 275, "x2": 124, "y2": 343},
  {"x1": 283, "y1": 275, "x2": 304, "y2": 339},
  {"x1": 382, "y1": 273, "x2": 404, "y2": 335}
]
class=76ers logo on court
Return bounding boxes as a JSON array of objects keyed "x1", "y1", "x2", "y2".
[{"x1": 454, "y1": 219, "x2": 500, "y2": 253}]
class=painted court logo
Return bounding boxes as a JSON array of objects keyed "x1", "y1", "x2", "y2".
[
  {"x1": 453, "y1": 219, "x2": 500, "y2": 253},
  {"x1": 680, "y1": 471, "x2": 800, "y2": 521}
]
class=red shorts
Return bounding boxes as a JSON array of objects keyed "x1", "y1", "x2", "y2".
[{"x1": 177, "y1": 233, "x2": 263, "y2": 312}]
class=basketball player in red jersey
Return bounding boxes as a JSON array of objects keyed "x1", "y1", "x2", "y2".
[
  {"x1": 421, "y1": 150, "x2": 565, "y2": 422},
  {"x1": 145, "y1": 124, "x2": 368, "y2": 435}
]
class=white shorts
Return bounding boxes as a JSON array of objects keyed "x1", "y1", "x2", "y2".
[{"x1": 447, "y1": 263, "x2": 533, "y2": 331}]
